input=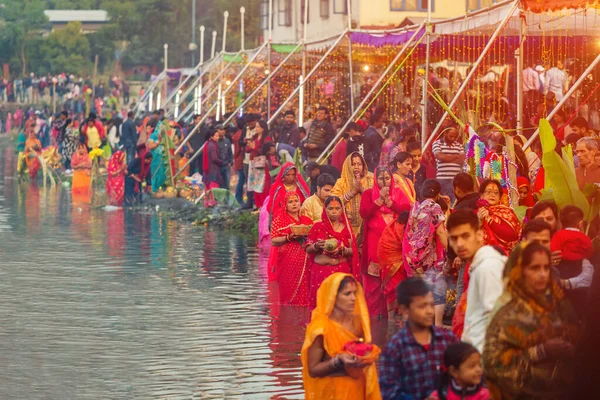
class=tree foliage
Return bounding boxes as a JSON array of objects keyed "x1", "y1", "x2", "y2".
[{"x1": 0, "y1": 0, "x2": 261, "y2": 77}]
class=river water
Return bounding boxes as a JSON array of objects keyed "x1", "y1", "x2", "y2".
[{"x1": 0, "y1": 146, "x2": 391, "y2": 399}]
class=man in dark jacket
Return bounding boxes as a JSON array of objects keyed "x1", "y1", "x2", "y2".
[
  {"x1": 363, "y1": 112, "x2": 386, "y2": 171},
  {"x1": 121, "y1": 111, "x2": 138, "y2": 164},
  {"x1": 304, "y1": 106, "x2": 334, "y2": 161},
  {"x1": 276, "y1": 110, "x2": 300, "y2": 161},
  {"x1": 453, "y1": 172, "x2": 480, "y2": 210},
  {"x1": 216, "y1": 124, "x2": 233, "y2": 190}
]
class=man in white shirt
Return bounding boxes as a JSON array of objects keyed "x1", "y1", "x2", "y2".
[
  {"x1": 523, "y1": 65, "x2": 541, "y2": 93},
  {"x1": 447, "y1": 209, "x2": 507, "y2": 352},
  {"x1": 545, "y1": 62, "x2": 567, "y2": 101}
]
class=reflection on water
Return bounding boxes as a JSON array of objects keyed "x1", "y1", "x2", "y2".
[
  {"x1": 0, "y1": 146, "x2": 307, "y2": 399},
  {"x1": 0, "y1": 146, "x2": 395, "y2": 399}
]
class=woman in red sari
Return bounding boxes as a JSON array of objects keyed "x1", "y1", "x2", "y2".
[
  {"x1": 270, "y1": 191, "x2": 313, "y2": 306},
  {"x1": 477, "y1": 179, "x2": 522, "y2": 254},
  {"x1": 267, "y1": 162, "x2": 310, "y2": 220},
  {"x1": 377, "y1": 212, "x2": 409, "y2": 319},
  {"x1": 452, "y1": 179, "x2": 522, "y2": 338},
  {"x1": 360, "y1": 166, "x2": 411, "y2": 318},
  {"x1": 106, "y1": 150, "x2": 126, "y2": 206},
  {"x1": 306, "y1": 196, "x2": 360, "y2": 309}
]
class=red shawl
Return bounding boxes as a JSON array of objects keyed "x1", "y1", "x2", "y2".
[
  {"x1": 267, "y1": 162, "x2": 310, "y2": 217},
  {"x1": 307, "y1": 203, "x2": 360, "y2": 279},
  {"x1": 477, "y1": 199, "x2": 522, "y2": 254}
]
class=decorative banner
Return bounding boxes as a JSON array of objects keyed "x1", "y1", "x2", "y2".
[
  {"x1": 520, "y1": 0, "x2": 599, "y2": 12},
  {"x1": 349, "y1": 29, "x2": 425, "y2": 47}
]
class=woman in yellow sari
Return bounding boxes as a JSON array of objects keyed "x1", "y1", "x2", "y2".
[
  {"x1": 71, "y1": 143, "x2": 92, "y2": 196},
  {"x1": 302, "y1": 273, "x2": 381, "y2": 400},
  {"x1": 331, "y1": 152, "x2": 374, "y2": 239},
  {"x1": 24, "y1": 130, "x2": 42, "y2": 179}
]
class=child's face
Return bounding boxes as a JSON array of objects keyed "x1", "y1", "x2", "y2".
[
  {"x1": 450, "y1": 352, "x2": 483, "y2": 387},
  {"x1": 268, "y1": 147, "x2": 276, "y2": 155},
  {"x1": 403, "y1": 292, "x2": 434, "y2": 328}
]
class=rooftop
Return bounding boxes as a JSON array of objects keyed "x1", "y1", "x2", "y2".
[{"x1": 43, "y1": 10, "x2": 109, "y2": 23}]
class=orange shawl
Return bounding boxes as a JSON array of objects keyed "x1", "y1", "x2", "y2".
[{"x1": 301, "y1": 273, "x2": 382, "y2": 400}]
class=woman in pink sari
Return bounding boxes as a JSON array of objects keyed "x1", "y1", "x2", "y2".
[
  {"x1": 106, "y1": 150, "x2": 126, "y2": 206},
  {"x1": 270, "y1": 191, "x2": 313, "y2": 306},
  {"x1": 402, "y1": 179, "x2": 448, "y2": 326},
  {"x1": 359, "y1": 166, "x2": 410, "y2": 318},
  {"x1": 306, "y1": 196, "x2": 359, "y2": 309}
]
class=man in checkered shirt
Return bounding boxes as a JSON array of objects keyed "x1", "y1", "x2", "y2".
[{"x1": 379, "y1": 278, "x2": 458, "y2": 399}]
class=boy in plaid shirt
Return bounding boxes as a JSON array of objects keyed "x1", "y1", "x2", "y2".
[{"x1": 379, "y1": 278, "x2": 458, "y2": 399}]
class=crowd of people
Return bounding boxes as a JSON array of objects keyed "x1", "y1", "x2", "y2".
[
  {"x1": 0, "y1": 73, "x2": 131, "y2": 134},
  {"x1": 9, "y1": 58, "x2": 600, "y2": 399}
]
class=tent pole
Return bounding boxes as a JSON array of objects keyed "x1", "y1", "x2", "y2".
[
  {"x1": 424, "y1": 0, "x2": 519, "y2": 151},
  {"x1": 524, "y1": 51, "x2": 600, "y2": 149}
]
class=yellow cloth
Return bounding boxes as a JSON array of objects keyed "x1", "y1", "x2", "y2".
[
  {"x1": 393, "y1": 173, "x2": 416, "y2": 204},
  {"x1": 87, "y1": 126, "x2": 101, "y2": 149},
  {"x1": 331, "y1": 153, "x2": 374, "y2": 237},
  {"x1": 301, "y1": 273, "x2": 382, "y2": 400},
  {"x1": 301, "y1": 194, "x2": 324, "y2": 223}
]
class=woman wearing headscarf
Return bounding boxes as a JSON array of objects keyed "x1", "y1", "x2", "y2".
[
  {"x1": 402, "y1": 179, "x2": 449, "y2": 326},
  {"x1": 71, "y1": 143, "x2": 92, "y2": 195},
  {"x1": 106, "y1": 150, "x2": 126, "y2": 206},
  {"x1": 270, "y1": 191, "x2": 313, "y2": 306},
  {"x1": 477, "y1": 179, "x2": 522, "y2": 254},
  {"x1": 267, "y1": 162, "x2": 310, "y2": 220},
  {"x1": 517, "y1": 176, "x2": 536, "y2": 208},
  {"x1": 360, "y1": 166, "x2": 411, "y2": 317},
  {"x1": 302, "y1": 273, "x2": 382, "y2": 400},
  {"x1": 484, "y1": 242, "x2": 581, "y2": 400},
  {"x1": 306, "y1": 196, "x2": 360, "y2": 309},
  {"x1": 377, "y1": 212, "x2": 409, "y2": 320},
  {"x1": 24, "y1": 128, "x2": 42, "y2": 179},
  {"x1": 331, "y1": 152, "x2": 374, "y2": 239}
]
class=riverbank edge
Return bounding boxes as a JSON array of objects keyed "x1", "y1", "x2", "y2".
[{"x1": 135, "y1": 197, "x2": 259, "y2": 237}]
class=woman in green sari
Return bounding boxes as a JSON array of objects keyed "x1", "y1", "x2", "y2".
[
  {"x1": 483, "y1": 242, "x2": 581, "y2": 400},
  {"x1": 147, "y1": 120, "x2": 169, "y2": 192}
]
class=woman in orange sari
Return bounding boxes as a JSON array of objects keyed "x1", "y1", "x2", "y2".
[
  {"x1": 24, "y1": 130, "x2": 42, "y2": 179},
  {"x1": 302, "y1": 273, "x2": 381, "y2": 400},
  {"x1": 377, "y1": 213, "x2": 409, "y2": 319},
  {"x1": 306, "y1": 196, "x2": 360, "y2": 309},
  {"x1": 106, "y1": 150, "x2": 126, "y2": 206},
  {"x1": 270, "y1": 191, "x2": 313, "y2": 306},
  {"x1": 71, "y1": 143, "x2": 92, "y2": 196}
]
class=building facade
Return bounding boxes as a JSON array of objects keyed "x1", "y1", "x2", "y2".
[{"x1": 261, "y1": 0, "x2": 500, "y2": 43}]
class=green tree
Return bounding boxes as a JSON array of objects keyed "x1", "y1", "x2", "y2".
[
  {"x1": 0, "y1": 0, "x2": 48, "y2": 75},
  {"x1": 40, "y1": 21, "x2": 92, "y2": 74}
]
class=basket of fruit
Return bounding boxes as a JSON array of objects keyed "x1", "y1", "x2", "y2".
[
  {"x1": 163, "y1": 187, "x2": 178, "y2": 199},
  {"x1": 153, "y1": 189, "x2": 165, "y2": 199},
  {"x1": 291, "y1": 224, "x2": 312, "y2": 236},
  {"x1": 179, "y1": 188, "x2": 193, "y2": 199}
]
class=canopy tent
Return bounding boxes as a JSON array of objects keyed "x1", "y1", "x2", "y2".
[{"x1": 520, "y1": 0, "x2": 599, "y2": 12}]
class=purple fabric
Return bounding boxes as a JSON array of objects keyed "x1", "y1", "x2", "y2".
[
  {"x1": 350, "y1": 29, "x2": 425, "y2": 47},
  {"x1": 166, "y1": 70, "x2": 181, "y2": 80}
]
